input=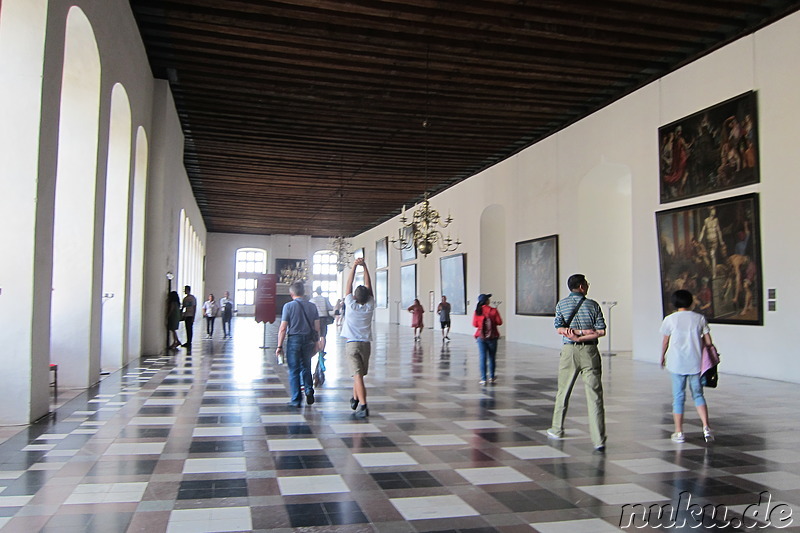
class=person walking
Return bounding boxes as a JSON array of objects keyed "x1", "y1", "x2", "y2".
[
  {"x1": 181, "y1": 285, "x2": 197, "y2": 349},
  {"x1": 437, "y1": 295, "x2": 452, "y2": 342},
  {"x1": 472, "y1": 293, "x2": 502, "y2": 385},
  {"x1": 661, "y1": 289, "x2": 715, "y2": 443},
  {"x1": 340, "y1": 258, "x2": 375, "y2": 419},
  {"x1": 166, "y1": 291, "x2": 182, "y2": 349},
  {"x1": 334, "y1": 299, "x2": 343, "y2": 326},
  {"x1": 547, "y1": 274, "x2": 607, "y2": 453},
  {"x1": 408, "y1": 299, "x2": 425, "y2": 340},
  {"x1": 310, "y1": 287, "x2": 334, "y2": 362},
  {"x1": 202, "y1": 293, "x2": 220, "y2": 338},
  {"x1": 219, "y1": 291, "x2": 234, "y2": 338},
  {"x1": 276, "y1": 282, "x2": 321, "y2": 407}
]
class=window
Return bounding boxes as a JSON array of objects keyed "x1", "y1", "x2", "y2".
[
  {"x1": 312, "y1": 251, "x2": 340, "y2": 302},
  {"x1": 235, "y1": 248, "x2": 266, "y2": 305}
]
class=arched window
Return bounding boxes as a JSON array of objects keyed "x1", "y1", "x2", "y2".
[
  {"x1": 236, "y1": 248, "x2": 266, "y2": 305},
  {"x1": 312, "y1": 250, "x2": 340, "y2": 302}
]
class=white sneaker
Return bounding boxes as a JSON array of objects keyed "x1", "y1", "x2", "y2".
[
  {"x1": 703, "y1": 427, "x2": 714, "y2": 443},
  {"x1": 671, "y1": 432, "x2": 685, "y2": 443},
  {"x1": 478, "y1": 380, "x2": 486, "y2": 385},
  {"x1": 547, "y1": 428, "x2": 564, "y2": 439}
]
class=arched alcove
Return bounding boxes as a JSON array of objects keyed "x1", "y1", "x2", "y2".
[
  {"x1": 127, "y1": 127, "x2": 149, "y2": 359},
  {"x1": 50, "y1": 6, "x2": 102, "y2": 387},
  {"x1": 0, "y1": 0, "x2": 51, "y2": 422},
  {"x1": 176, "y1": 209, "x2": 205, "y2": 323},
  {"x1": 479, "y1": 204, "x2": 507, "y2": 303},
  {"x1": 100, "y1": 83, "x2": 132, "y2": 372},
  {"x1": 577, "y1": 160, "x2": 633, "y2": 352}
]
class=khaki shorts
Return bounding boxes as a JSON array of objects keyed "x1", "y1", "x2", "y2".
[{"x1": 346, "y1": 341, "x2": 371, "y2": 376}]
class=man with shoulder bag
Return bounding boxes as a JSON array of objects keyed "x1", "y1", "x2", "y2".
[
  {"x1": 276, "y1": 281, "x2": 321, "y2": 407},
  {"x1": 547, "y1": 274, "x2": 608, "y2": 453}
]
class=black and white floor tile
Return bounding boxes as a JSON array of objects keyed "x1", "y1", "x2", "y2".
[{"x1": 0, "y1": 318, "x2": 797, "y2": 532}]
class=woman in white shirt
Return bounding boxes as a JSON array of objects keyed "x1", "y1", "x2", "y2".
[
  {"x1": 660, "y1": 289, "x2": 715, "y2": 444},
  {"x1": 202, "y1": 294, "x2": 220, "y2": 338}
]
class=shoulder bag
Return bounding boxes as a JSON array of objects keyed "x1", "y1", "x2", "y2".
[
  {"x1": 295, "y1": 301, "x2": 320, "y2": 343},
  {"x1": 565, "y1": 296, "x2": 586, "y2": 328}
]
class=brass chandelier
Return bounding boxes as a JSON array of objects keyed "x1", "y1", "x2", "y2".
[
  {"x1": 330, "y1": 160, "x2": 354, "y2": 271},
  {"x1": 391, "y1": 192, "x2": 461, "y2": 257},
  {"x1": 391, "y1": 47, "x2": 460, "y2": 258},
  {"x1": 329, "y1": 235, "x2": 353, "y2": 272}
]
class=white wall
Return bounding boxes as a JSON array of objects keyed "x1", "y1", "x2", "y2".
[
  {"x1": 352, "y1": 11, "x2": 800, "y2": 383},
  {"x1": 141, "y1": 81, "x2": 207, "y2": 356},
  {"x1": 0, "y1": 0, "x2": 209, "y2": 422},
  {"x1": 632, "y1": 14, "x2": 800, "y2": 381}
]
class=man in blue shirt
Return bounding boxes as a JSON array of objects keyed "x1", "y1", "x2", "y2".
[
  {"x1": 276, "y1": 281, "x2": 321, "y2": 407},
  {"x1": 547, "y1": 274, "x2": 607, "y2": 452}
]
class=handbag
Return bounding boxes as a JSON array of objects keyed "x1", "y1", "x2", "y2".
[
  {"x1": 700, "y1": 344, "x2": 720, "y2": 388},
  {"x1": 295, "y1": 301, "x2": 320, "y2": 343},
  {"x1": 701, "y1": 366, "x2": 718, "y2": 388}
]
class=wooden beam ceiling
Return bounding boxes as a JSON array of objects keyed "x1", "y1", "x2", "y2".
[{"x1": 129, "y1": 0, "x2": 800, "y2": 236}]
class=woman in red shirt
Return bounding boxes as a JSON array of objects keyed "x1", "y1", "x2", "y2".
[
  {"x1": 473, "y1": 293, "x2": 502, "y2": 385},
  {"x1": 408, "y1": 299, "x2": 425, "y2": 340}
]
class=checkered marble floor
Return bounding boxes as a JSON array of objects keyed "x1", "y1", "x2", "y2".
[{"x1": 0, "y1": 318, "x2": 798, "y2": 532}]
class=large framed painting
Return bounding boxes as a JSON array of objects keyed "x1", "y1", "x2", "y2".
[
  {"x1": 376, "y1": 270, "x2": 388, "y2": 309},
  {"x1": 656, "y1": 193, "x2": 762, "y2": 325},
  {"x1": 659, "y1": 91, "x2": 759, "y2": 203},
  {"x1": 400, "y1": 227, "x2": 417, "y2": 262},
  {"x1": 439, "y1": 253, "x2": 467, "y2": 315},
  {"x1": 400, "y1": 264, "x2": 416, "y2": 309},
  {"x1": 376, "y1": 237, "x2": 388, "y2": 269},
  {"x1": 515, "y1": 235, "x2": 559, "y2": 316}
]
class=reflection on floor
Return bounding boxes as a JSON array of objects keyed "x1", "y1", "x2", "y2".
[{"x1": 0, "y1": 318, "x2": 798, "y2": 532}]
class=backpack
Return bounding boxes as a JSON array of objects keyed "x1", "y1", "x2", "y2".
[{"x1": 481, "y1": 313, "x2": 495, "y2": 339}]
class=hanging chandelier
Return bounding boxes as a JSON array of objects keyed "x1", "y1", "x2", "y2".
[
  {"x1": 329, "y1": 235, "x2": 353, "y2": 272},
  {"x1": 280, "y1": 259, "x2": 308, "y2": 285},
  {"x1": 391, "y1": 192, "x2": 461, "y2": 256},
  {"x1": 329, "y1": 157, "x2": 354, "y2": 271},
  {"x1": 390, "y1": 47, "x2": 460, "y2": 258}
]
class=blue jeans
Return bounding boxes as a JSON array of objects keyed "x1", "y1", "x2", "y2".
[
  {"x1": 476, "y1": 338, "x2": 497, "y2": 381},
  {"x1": 287, "y1": 334, "x2": 315, "y2": 404},
  {"x1": 671, "y1": 372, "x2": 705, "y2": 414}
]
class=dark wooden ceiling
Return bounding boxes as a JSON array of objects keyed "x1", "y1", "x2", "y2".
[{"x1": 130, "y1": 0, "x2": 800, "y2": 237}]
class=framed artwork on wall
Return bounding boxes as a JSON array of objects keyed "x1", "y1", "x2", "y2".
[
  {"x1": 656, "y1": 193, "x2": 762, "y2": 325},
  {"x1": 376, "y1": 237, "x2": 388, "y2": 269},
  {"x1": 515, "y1": 235, "x2": 558, "y2": 316},
  {"x1": 400, "y1": 264, "x2": 416, "y2": 309},
  {"x1": 659, "y1": 91, "x2": 759, "y2": 203},
  {"x1": 439, "y1": 253, "x2": 467, "y2": 315},
  {"x1": 275, "y1": 258, "x2": 304, "y2": 276},
  {"x1": 376, "y1": 270, "x2": 388, "y2": 309},
  {"x1": 400, "y1": 227, "x2": 417, "y2": 262}
]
